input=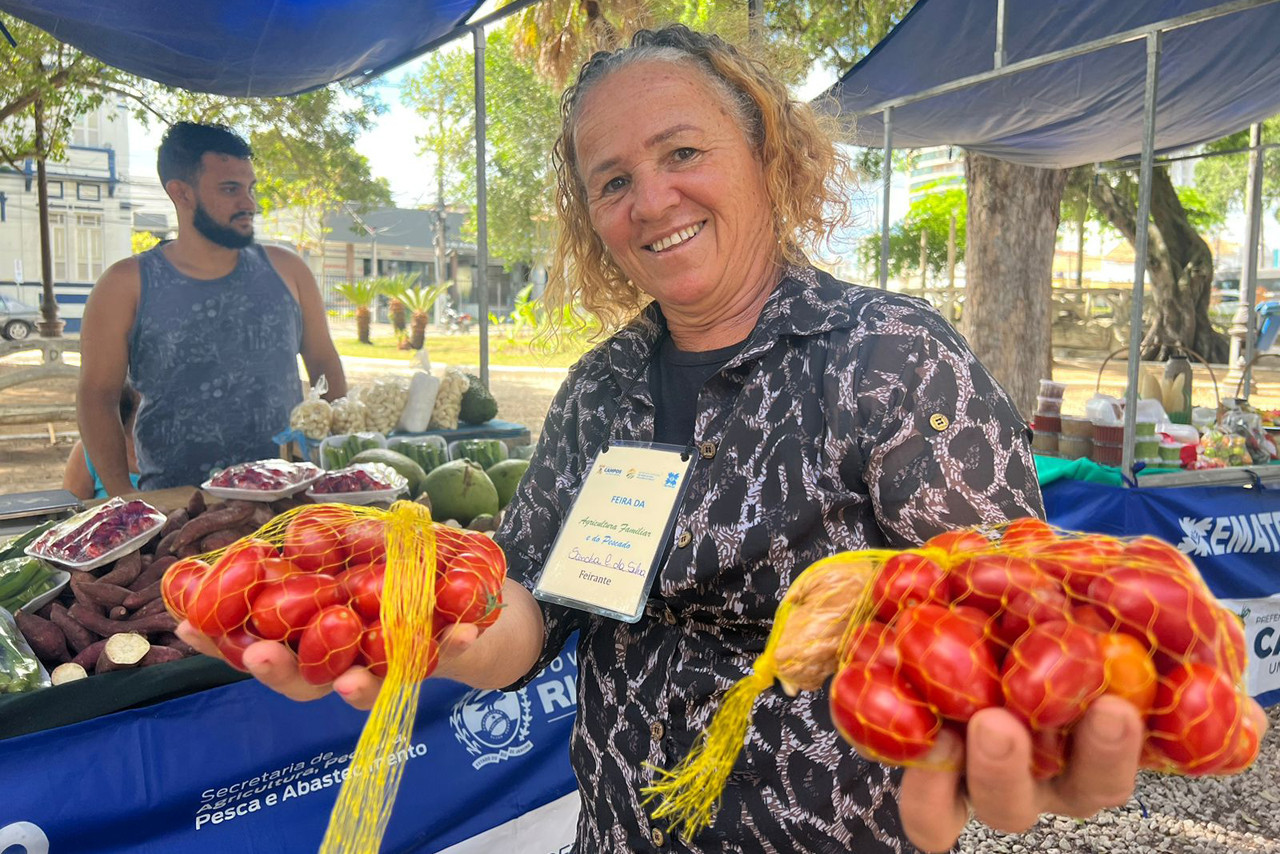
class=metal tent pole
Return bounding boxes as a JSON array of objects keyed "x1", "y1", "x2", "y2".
[
  {"x1": 473, "y1": 25, "x2": 490, "y2": 390},
  {"x1": 879, "y1": 106, "x2": 893, "y2": 290},
  {"x1": 1240, "y1": 123, "x2": 1265, "y2": 397},
  {"x1": 994, "y1": 0, "x2": 1008, "y2": 68},
  {"x1": 1121, "y1": 31, "x2": 1162, "y2": 477}
]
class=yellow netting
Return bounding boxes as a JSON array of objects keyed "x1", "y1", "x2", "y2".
[
  {"x1": 643, "y1": 521, "x2": 1255, "y2": 840},
  {"x1": 161, "y1": 501, "x2": 507, "y2": 854}
]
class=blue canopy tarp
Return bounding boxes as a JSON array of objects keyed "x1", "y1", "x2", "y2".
[
  {"x1": 825, "y1": 0, "x2": 1280, "y2": 169},
  {"x1": 0, "y1": 0, "x2": 486, "y2": 96}
]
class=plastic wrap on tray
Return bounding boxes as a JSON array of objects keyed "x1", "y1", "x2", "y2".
[
  {"x1": 209, "y1": 459, "x2": 322, "y2": 492},
  {"x1": 26, "y1": 497, "x2": 165, "y2": 570},
  {"x1": 306, "y1": 463, "x2": 409, "y2": 505}
]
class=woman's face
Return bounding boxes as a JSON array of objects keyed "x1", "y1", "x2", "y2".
[{"x1": 573, "y1": 61, "x2": 777, "y2": 316}]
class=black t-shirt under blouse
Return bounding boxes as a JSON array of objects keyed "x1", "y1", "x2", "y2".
[{"x1": 648, "y1": 335, "x2": 745, "y2": 445}]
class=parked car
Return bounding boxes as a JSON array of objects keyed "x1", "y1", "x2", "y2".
[{"x1": 0, "y1": 294, "x2": 39, "y2": 340}]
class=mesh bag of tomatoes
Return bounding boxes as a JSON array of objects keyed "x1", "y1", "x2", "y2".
[
  {"x1": 161, "y1": 503, "x2": 506, "y2": 684},
  {"x1": 645, "y1": 519, "x2": 1258, "y2": 837}
]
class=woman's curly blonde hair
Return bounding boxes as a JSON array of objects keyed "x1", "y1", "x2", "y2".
[{"x1": 544, "y1": 24, "x2": 855, "y2": 338}]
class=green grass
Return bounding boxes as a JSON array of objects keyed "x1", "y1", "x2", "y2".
[{"x1": 334, "y1": 333, "x2": 593, "y2": 368}]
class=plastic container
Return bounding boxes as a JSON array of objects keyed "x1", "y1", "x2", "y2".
[
  {"x1": 1060, "y1": 416, "x2": 1093, "y2": 439},
  {"x1": 203, "y1": 460, "x2": 322, "y2": 502},
  {"x1": 1035, "y1": 396, "x2": 1062, "y2": 416},
  {"x1": 448, "y1": 438, "x2": 509, "y2": 469},
  {"x1": 1091, "y1": 441, "x2": 1123, "y2": 467},
  {"x1": 1033, "y1": 414, "x2": 1061, "y2": 434},
  {"x1": 1093, "y1": 423, "x2": 1125, "y2": 444},
  {"x1": 306, "y1": 463, "x2": 408, "y2": 506},
  {"x1": 1191, "y1": 407, "x2": 1217, "y2": 431},
  {"x1": 1032, "y1": 430, "x2": 1059, "y2": 454},
  {"x1": 19, "y1": 570, "x2": 70, "y2": 614},
  {"x1": 1134, "y1": 457, "x2": 1163, "y2": 471},
  {"x1": 1086, "y1": 395, "x2": 1123, "y2": 425},
  {"x1": 1134, "y1": 439, "x2": 1160, "y2": 459},
  {"x1": 26, "y1": 498, "x2": 166, "y2": 571},
  {"x1": 1058, "y1": 435, "x2": 1092, "y2": 460},
  {"x1": 1158, "y1": 441, "x2": 1184, "y2": 462},
  {"x1": 1038, "y1": 379, "x2": 1067, "y2": 400},
  {"x1": 1134, "y1": 419, "x2": 1157, "y2": 438},
  {"x1": 385, "y1": 435, "x2": 449, "y2": 474},
  {"x1": 320, "y1": 432, "x2": 387, "y2": 470}
]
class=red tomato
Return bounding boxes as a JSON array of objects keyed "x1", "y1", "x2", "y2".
[
  {"x1": 462, "y1": 533, "x2": 507, "y2": 585},
  {"x1": 894, "y1": 603, "x2": 1002, "y2": 722},
  {"x1": 341, "y1": 564, "x2": 385, "y2": 623},
  {"x1": 435, "y1": 566, "x2": 501, "y2": 625},
  {"x1": 432, "y1": 524, "x2": 470, "y2": 569},
  {"x1": 296, "y1": 605, "x2": 364, "y2": 685},
  {"x1": 1087, "y1": 566, "x2": 1222, "y2": 663},
  {"x1": 1030, "y1": 727, "x2": 1068, "y2": 781},
  {"x1": 1098, "y1": 631, "x2": 1158, "y2": 715},
  {"x1": 186, "y1": 543, "x2": 270, "y2": 637},
  {"x1": 870, "y1": 553, "x2": 947, "y2": 622},
  {"x1": 259, "y1": 556, "x2": 299, "y2": 583},
  {"x1": 999, "y1": 584, "x2": 1070, "y2": 645},
  {"x1": 842, "y1": 621, "x2": 901, "y2": 671},
  {"x1": 829, "y1": 662, "x2": 940, "y2": 764},
  {"x1": 1219, "y1": 613, "x2": 1247, "y2": 682},
  {"x1": 340, "y1": 517, "x2": 386, "y2": 568},
  {"x1": 359, "y1": 621, "x2": 389, "y2": 678},
  {"x1": 473, "y1": 589, "x2": 504, "y2": 631},
  {"x1": 282, "y1": 511, "x2": 347, "y2": 574},
  {"x1": 1001, "y1": 620, "x2": 1105, "y2": 729},
  {"x1": 1123, "y1": 536, "x2": 1198, "y2": 577},
  {"x1": 1001, "y1": 517, "x2": 1056, "y2": 549},
  {"x1": 1070, "y1": 603, "x2": 1118, "y2": 634},
  {"x1": 161, "y1": 557, "x2": 212, "y2": 621},
  {"x1": 1031, "y1": 537, "x2": 1121, "y2": 598},
  {"x1": 949, "y1": 553, "x2": 1043, "y2": 615},
  {"x1": 213, "y1": 626, "x2": 260, "y2": 672},
  {"x1": 922, "y1": 529, "x2": 992, "y2": 557},
  {"x1": 1146, "y1": 663, "x2": 1243, "y2": 775},
  {"x1": 249, "y1": 573, "x2": 345, "y2": 644},
  {"x1": 1215, "y1": 698, "x2": 1265, "y2": 775}
]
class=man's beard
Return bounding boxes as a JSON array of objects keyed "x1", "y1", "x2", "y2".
[{"x1": 193, "y1": 202, "x2": 254, "y2": 249}]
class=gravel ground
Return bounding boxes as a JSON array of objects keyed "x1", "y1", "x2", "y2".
[{"x1": 959, "y1": 704, "x2": 1280, "y2": 853}]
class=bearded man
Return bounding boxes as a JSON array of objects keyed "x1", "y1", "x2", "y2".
[{"x1": 78, "y1": 122, "x2": 347, "y2": 492}]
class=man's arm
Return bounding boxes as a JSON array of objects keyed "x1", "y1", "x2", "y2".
[
  {"x1": 77, "y1": 260, "x2": 140, "y2": 497},
  {"x1": 266, "y1": 247, "x2": 347, "y2": 400}
]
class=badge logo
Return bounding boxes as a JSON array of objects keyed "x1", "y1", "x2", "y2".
[
  {"x1": 928, "y1": 413, "x2": 950, "y2": 432},
  {"x1": 1177, "y1": 516, "x2": 1213, "y2": 556},
  {"x1": 0, "y1": 823, "x2": 49, "y2": 854},
  {"x1": 451, "y1": 688, "x2": 534, "y2": 769}
]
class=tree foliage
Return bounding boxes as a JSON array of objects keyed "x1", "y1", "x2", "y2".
[
  {"x1": 1194, "y1": 116, "x2": 1280, "y2": 224},
  {"x1": 859, "y1": 185, "x2": 966, "y2": 282}
]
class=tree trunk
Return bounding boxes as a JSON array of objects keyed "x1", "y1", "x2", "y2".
[
  {"x1": 411, "y1": 313, "x2": 428, "y2": 350},
  {"x1": 357, "y1": 307, "x2": 371, "y2": 345},
  {"x1": 961, "y1": 152, "x2": 1068, "y2": 418},
  {"x1": 1090, "y1": 167, "x2": 1225, "y2": 362},
  {"x1": 389, "y1": 299, "x2": 407, "y2": 334}
]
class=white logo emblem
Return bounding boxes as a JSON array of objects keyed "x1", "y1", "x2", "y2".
[
  {"x1": 0, "y1": 822, "x2": 50, "y2": 854},
  {"x1": 1177, "y1": 516, "x2": 1213, "y2": 557},
  {"x1": 451, "y1": 688, "x2": 534, "y2": 769}
]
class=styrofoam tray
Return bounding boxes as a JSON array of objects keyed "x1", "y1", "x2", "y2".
[
  {"x1": 19, "y1": 569, "x2": 70, "y2": 614},
  {"x1": 28, "y1": 522, "x2": 164, "y2": 572},
  {"x1": 201, "y1": 473, "x2": 322, "y2": 503},
  {"x1": 305, "y1": 485, "x2": 407, "y2": 506}
]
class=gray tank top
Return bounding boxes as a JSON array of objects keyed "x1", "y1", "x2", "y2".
[{"x1": 129, "y1": 243, "x2": 304, "y2": 489}]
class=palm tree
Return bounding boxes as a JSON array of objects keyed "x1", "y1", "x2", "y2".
[
  {"x1": 400, "y1": 282, "x2": 451, "y2": 350},
  {"x1": 378, "y1": 272, "x2": 421, "y2": 335},
  {"x1": 334, "y1": 279, "x2": 381, "y2": 344}
]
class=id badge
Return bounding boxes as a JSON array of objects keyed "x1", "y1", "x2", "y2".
[{"x1": 533, "y1": 441, "x2": 694, "y2": 622}]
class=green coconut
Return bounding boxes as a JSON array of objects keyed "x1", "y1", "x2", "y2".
[
  {"x1": 485, "y1": 459, "x2": 530, "y2": 509},
  {"x1": 421, "y1": 459, "x2": 499, "y2": 525}
]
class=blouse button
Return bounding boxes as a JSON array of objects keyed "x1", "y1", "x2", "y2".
[
  {"x1": 698, "y1": 440, "x2": 717, "y2": 459},
  {"x1": 651, "y1": 720, "x2": 665, "y2": 741},
  {"x1": 676, "y1": 531, "x2": 692, "y2": 548},
  {"x1": 651, "y1": 827, "x2": 666, "y2": 847}
]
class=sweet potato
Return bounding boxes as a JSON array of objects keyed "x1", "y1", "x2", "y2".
[
  {"x1": 176, "y1": 543, "x2": 203, "y2": 559},
  {"x1": 14, "y1": 609, "x2": 69, "y2": 664},
  {"x1": 122, "y1": 580, "x2": 162, "y2": 610},
  {"x1": 96, "y1": 632, "x2": 150, "y2": 673},
  {"x1": 70, "y1": 575, "x2": 131, "y2": 608},
  {"x1": 131, "y1": 597, "x2": 169, "y2": 620},
  {"x1": 154, "y1": 528, "x2": 183, "y2": 558},
  {"x1": 98, "y1": 550, "x2": 143, "y2": 587},
  {"x1": 50, "y1": 662, "x2": 89, "y2": 685},
  {"x1": 153, "y1": 633, "x2": 198, "y2": 656},
  {"x1": 132, "y1": 555, "x2": 177, "y2": 591},
  {"x1": 140, "y1": 646, "x2": 186, "y2": 666},
  {"x1": 199, "y1": 530, "x2": 241, "y2": 553},
  {"x1": 71, "y1": 638, "x2": 108, "y2": 669},
  {"x1": 171, "y1": 502, "x2": 254, "y2": 552},
  {"x1": 109, "y1": 606, "x2": 129, "y2": 620},
  {"x1": 187, "y1": 490, "x2": 207, "y2": 518},
  {"x1": 69, "y1": 602, "x2": 177, "y2": 637},
  {"x1": 51, "y1": 602, "x2": 99, "y2": 651},
  {"x1": 159, "y1": 508, "x2": 190, "y2": 539}
]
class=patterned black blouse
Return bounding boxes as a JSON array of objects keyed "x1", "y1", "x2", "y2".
[{"x1": 495, "y1": 266, "x2": 1043, "y2": 853}]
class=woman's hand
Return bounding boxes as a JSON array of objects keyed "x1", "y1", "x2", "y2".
[
  {"x1": 175, "y1": 620, "x2": 483, "y2": 711},
  {"x1": 897, "y1": 695, "x2": 1145, "y2": 853}
]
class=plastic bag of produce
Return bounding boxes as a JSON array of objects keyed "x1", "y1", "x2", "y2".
[
  {"x1": 644, "y1": 520, "x2": 1257, "y2": 837},
  {"x1": 0, "y1": 607, "x2": 51, "y2": 694},
  {"x1": 289, "y1": 375, "x2": 333, "y2": 441},
  {"x1": 397, "y1": 371, "x2": 440, "y2": 434},
  {"x1": 329, "y1": 396, "x2": 369, "y2": 435},
  {"x1": 428, "y1": 368, "x2": 469, "y2": 431},
  {"x1": 359, "y1": 377, "x2": 410, "y2": 435},
  {"x1": 162, "y1": 501, "x2": 507, "y2": 854}
]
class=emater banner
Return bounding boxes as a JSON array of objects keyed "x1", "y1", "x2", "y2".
[
  {"x1": 1043, "y1": 478, "x2": 1280, "y2": 708},
  {"x1": 0, "y1": 648, "x2": 581, "y2": 853}
]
